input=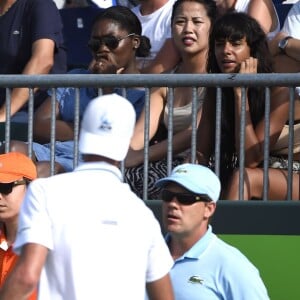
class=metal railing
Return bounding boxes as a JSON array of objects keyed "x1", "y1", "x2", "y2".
[{"x1": 0, "y1": 73, "x2": 299, "y2": 200}]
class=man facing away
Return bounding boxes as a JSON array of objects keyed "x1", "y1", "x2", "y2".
[
  {"x1": 156, "y1": 163, "x2": 270, "y2": 300},
  {"x1": 0, "y1": 94, "x2": 174, "y2": 300}
]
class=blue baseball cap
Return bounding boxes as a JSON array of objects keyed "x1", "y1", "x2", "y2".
[{"x1": 155, "y1": 163, "x2": 221, "y2": 202}]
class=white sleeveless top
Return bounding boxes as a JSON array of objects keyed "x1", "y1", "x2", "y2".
[{"x1": 163, "y1": 87, "x2": 206, "y2": 134}]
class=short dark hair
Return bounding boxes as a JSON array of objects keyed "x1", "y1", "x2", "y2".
[{"x1": 92, "y1": 5, "x2": 151, "y2": 57}]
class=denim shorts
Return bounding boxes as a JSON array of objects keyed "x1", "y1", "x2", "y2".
[{"x1": 33, "y1": 141, "x2": 82, "y2": 172}]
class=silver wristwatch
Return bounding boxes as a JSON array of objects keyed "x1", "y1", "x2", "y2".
[{"x1": 278, "y1": 36, "x2": 292, "y2": 54}]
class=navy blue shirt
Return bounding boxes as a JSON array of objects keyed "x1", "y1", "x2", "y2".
[{"x1": 0, "y1": 0, "x2": 67, "y2": 105}]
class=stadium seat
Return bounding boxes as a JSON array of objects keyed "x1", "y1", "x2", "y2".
[{"x1": 59, "y1": 6, "x2": 104, "y2": 70}]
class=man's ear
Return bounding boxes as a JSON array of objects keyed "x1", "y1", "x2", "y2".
[{"x1": 204, "y1": 202, "x2": 216, "y2": 219}]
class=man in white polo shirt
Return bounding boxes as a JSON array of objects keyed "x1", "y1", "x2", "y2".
[{"x1": 0, "y1": 94, "x2": 174, "y2": 300}]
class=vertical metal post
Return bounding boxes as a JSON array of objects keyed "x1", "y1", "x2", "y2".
[
  {"x1": 238, "y1": 87, "x2": 247, "y2": 201},
  {"x1": 262, "y1": 87, "x2": 271, "y2": 201},
  {"x1": 215, "y1": 87, "x2": 222, "y2": 178},
  {"x1": 142, "y1": 88, "x2": 151, "y2": 201}
]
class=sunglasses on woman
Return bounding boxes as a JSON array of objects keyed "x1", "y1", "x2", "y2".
[
  {"x1": 0, "y1": 179, "x2": 28, "y2": 195},
  {"x1": 88, "y1": 33, "x2": 135, "y2": 52},
  {"x1": 160, "y1": 189, "x2": 211, "y2": 205}
]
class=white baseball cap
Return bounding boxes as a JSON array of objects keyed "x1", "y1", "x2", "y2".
[
  {"x1": 79, "y1": 93, "x2": 136, "y2": 161},
  {"x1": 156, "y1": 163, "x2": 221, "y2": 202}
]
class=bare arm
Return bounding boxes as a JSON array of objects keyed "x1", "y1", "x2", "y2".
[
  {"x1": 269, "y1": 31, "x2": 300, "y2": 62},
  {"x1": 126, "y1": 123, "x2": 201, "y2": 167},
  {"x1": 33, "y1": 96, "x2": 75, "y2": 143},
  {"x1": 0, "y1": 39, "x2": 55, "y2": 121},
  {"x1": 125, "y1": 87, "x2": 165, "y2": 167},
  {"x1": 282, "y1": 37, "x2": 300, "y2": 62},
  {"x1": 130, "y1": 87, "x2": 166, "y2": 150},
  {"x1": 196, "y1": 89, "x2": 216, "y2": 165},
  {"x1": 247, "y1": 0, "x2": 277, "y2": 35},
  {"x1": 126, "y1": 87, "x2": 202, "y2": 167},
  {"x1": 0, "y1": 243, "x2": 48, "y2": 300},
  {"x1": 233, "y1": 58, "x2": 289, "y2": 167},
  {"x1": 141, "y1": 39, "x2": 180, "y2": 74},
  {"x1": 146, "y1": 274, "x2": 174, "y2": 300}
]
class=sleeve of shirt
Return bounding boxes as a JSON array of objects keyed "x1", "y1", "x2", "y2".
[
  {"x1": 281, "y1": 2, "x2": 300, "y2": 39},
  {"x1": 28, "y1": 0, "x2": 64, "y2": 45},
  {"x1": 146, "y1": 215, "x2": 174, "y2": 283},
  {"x1": 13, "y1": 179, "x2": 54, "y2": 255}
]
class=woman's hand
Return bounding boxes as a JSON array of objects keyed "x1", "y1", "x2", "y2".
[
  {"x1": 90, "y1": 53, "x2": 125, "y2": 75},
  {"x1": 234, "y1": 57, "x2": 258, "y2": 98},
  {"x1": 90, "y1": 56, "x2": 125, "y2": 93}
]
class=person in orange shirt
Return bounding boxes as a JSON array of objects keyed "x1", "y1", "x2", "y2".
[{"x1": 0, "y1": 152, "x2": 37, "y2": 300}]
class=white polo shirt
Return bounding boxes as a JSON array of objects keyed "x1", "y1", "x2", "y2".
[{"x1": 14, "y1": 162, "x2": 173, "y2": 300}]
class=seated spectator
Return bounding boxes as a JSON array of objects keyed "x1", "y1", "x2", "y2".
[
  {"x1": 124, "y1": 0, "x2": 217, "y2": 199},
  {"x1": 215, "y1": 0, "x2": 280, "y2": 39},
  {"x1": 197, "y1": 13, "x2": 299, "y2": 200},
  {"x1": 131, "y1": 0, "x2": 178, "y2": 73},
  {"x1": 4, "y1": 5, "x2": 150, "y2": 177},
  {"x1": 145, "y1": 0, "x2": 281, "y2": 74},
  {"x1": 268, "y1": 0, "x2": 300, "y2": 161},
  {"x1": 0, "y1": 0, "x2": 67, "y2": 122},
  {"x1": 0, "y1": 152, "x2": 38, "y2": 300},
  {"x1": 196, "y1": 12, "x2": 299, "y2": 200},
  {"x1": 155, "y1": 163, "x2": 270, "y2": 299}
]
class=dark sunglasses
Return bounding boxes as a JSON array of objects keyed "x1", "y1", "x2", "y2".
[
  {"x1": 0, "y1": 179, "x2": 28, "y2": 195},
  {"x1": 88, "y1": 33, "x2": 135, "y2": 52},
  {"x1": 160, "y1": 190, "x2": 212, "y2": 205}
]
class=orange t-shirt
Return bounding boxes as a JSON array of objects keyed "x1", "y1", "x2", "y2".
[{"x1": 0, "y1": 227, "x2": 37, "y2": 300}]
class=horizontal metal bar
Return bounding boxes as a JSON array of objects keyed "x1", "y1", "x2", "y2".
[{"x1": 0, "y1": 73, "x2": 299, "y2": 88}]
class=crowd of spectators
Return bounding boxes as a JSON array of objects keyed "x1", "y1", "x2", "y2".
[
  {"x1": 0, "y1": 0, "x2": 299, "y2": 200},
  {"x1": 0, "y1": 0, "x2": 299, "y2": 298}
]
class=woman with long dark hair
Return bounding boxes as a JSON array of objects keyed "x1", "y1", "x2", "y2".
[
  {"x1": 196, "y1": 12, "x2": 299, "y2": 200},
  {"x1": 125, "y1": 0, "x2": 217, "y2": 199}
]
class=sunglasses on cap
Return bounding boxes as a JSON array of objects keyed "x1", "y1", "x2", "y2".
[
  {"x1": 88, "y1": 33, "x2": 135, "y2": 52},
  {"x1": 160, "y1": 190, "x2": 212, "y2": 205},
  {"x1": 0, "y1": 179, "x2": 28, "y2": 195}
]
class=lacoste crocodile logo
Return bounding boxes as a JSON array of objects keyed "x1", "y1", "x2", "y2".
[
  {"x1": 175, "y1": 168, "x2": 188, "y2": 174},
  {"x1": 188, "y1": 275, "x2": 204, "y2": 284}
]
